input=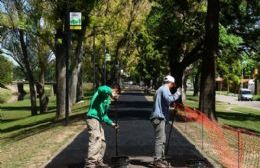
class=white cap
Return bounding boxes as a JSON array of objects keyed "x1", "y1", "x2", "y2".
[{"x1": 164, "y1": 75, "x2": 175, "y2": 83}]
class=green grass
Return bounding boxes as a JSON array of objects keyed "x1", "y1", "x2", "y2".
[
  {"x1": 0, "y1": 89, "x2": 92, "y2": 167},
  {"x1": 253, "y1": 95, "x2": 260, "y2": 101},
  {"x1": 216, "y1": 90, "x2": 238, "y2": 97},
  {"x1": 0, "y1": 88, "x2": 12, "y2": 103},
  {"x1": 216, "y1": 106, "x2": 260, "y2": 133},
  {"x1": 0, "y1": 93, "x2": 91, "y2": 140},
  {"x1": 185, "y1": 94, "x2": 260, "y2": 133}
]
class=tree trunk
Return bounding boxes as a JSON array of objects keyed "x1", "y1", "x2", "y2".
[
  {"x1": 69, "y1": 62, "x2": 82, "y2": 104},
  {"x1": 182, "y1": 67, "x2": 193, "y2": 102},
  {"x1": 182, "y1": 75, "x2": 187, "y2": 102},
  {"x1": 17, "y1": 83, "x2": 26, "y2": 101},
  {"x1": 169, "y1": 63, "x2": 184, "y2": 104},
  {"x1": 77, "y1": 69, "x2": 84, "y2": 102},
  {"x1": 37, "y1": 62, "x2": 49, "y2": 114},
  {"x1": 170, "y1": 64, "x2": 184, "y2": 88},
  {"x1": 69, "y1": 22, "x2": 87, "y2": 106},
  {"x1": 28, "y1": 82, "x2": 37, "y2": 115},
  {"x1": 193, "y1": 70, "x2": 200, "y2": 96},
  {"x1": 199, "y1": 0, "x2": 219, "y2": 120},
  {"x1": 227, "y1": 80, "x2": 230, "y2": 93},
  {"x1": 55, "y1": 28, "x2": 66, "y2": 119},
  {"x1": 19, "y1": 30, "x2": 37, "y2": 116}
]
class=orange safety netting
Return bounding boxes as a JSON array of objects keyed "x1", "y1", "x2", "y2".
[{"x1": 175, "y1": 104, "x2": 260, "y2": 168}]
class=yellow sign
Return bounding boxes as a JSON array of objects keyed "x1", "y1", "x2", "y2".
[{"x1": 70, "y1": 25, "x2": 81, "y2": 30}]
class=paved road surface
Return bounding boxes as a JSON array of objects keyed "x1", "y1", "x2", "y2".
[
  {"x1": 216, "y1": 94, "x2": 260, "y2": 110},
  {"x1": 45, "y1": 88, "x2": 213, "y2": 168}
]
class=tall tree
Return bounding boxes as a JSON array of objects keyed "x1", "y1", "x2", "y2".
[
  {"x1": 1, "y1": 0, "x2": 38, "y2": 115},
  {"x1": 86, "y1": 0, "x2": 151, "y2": 85},
  {"x1": 199, "y1": 0, "x2": 219, "y2": 120},
  {"x1": 143, "y1": 0, "x2": 206, "y2": 88}
]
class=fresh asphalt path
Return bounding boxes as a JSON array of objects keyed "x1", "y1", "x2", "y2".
[{"x1": 45, "y1": 87, "x2": 212, "y2": 168}]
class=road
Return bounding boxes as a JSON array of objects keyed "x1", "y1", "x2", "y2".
[{"x1": 216, "y1": 94, "x2": 260, "y2": 110}]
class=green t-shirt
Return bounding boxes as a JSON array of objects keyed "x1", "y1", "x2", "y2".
[{"x1": 87, "y1": 85, "x2": 113, "y2": 125}]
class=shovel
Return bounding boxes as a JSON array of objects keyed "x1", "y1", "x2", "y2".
[{"x1": 111, "y1": 99, "x2": 129, "y2": 168}]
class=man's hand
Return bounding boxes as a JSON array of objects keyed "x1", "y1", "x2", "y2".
[
  {"x1": 176, "y1": 87, "x2": 182, "y2": 95},
  {"x1": 112, "y1": 123, "x2": 119, "y2": 129},
  {"x1": 112, "y1": 91, "x2": 119, "y2": 100},
  {"x1": 112, "y1": 95, "x2": 119, "y2": 101}
]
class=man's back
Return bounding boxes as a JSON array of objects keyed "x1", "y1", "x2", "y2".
[
  {"x1": 150, "y1": 85, "x2": 181, "y2": 121},
  {"x1": 150, "y1": 85, "x2": 170, "y2": 120}
]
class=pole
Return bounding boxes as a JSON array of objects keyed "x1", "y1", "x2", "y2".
[
  {"x1": 115, "y1": 99, "x2": 118, "y2": 156},
  {"x1": 93, "y1": 26, "x2": 96, "y2": 91},
  {"x1": 237, "y1": 130, "x2": 240, "y2": 168},
  {"x1": 104, "y1": 58, "x2": 106, "y2": 85},
  {"x1": 103, "y1": 36, "x2": 106, "y2": 85},
  {"x1": 202, "y1": 113, "x2": 204, "y2": 150},
  {"x1": 65, "y1": 0, "x2": 70, "y2": 125},
  {"x1": 241, "y1": 67, "x2": 243, "y2": 89},
  {"x1": 165, "y1": 108, "x2": 177, "y2": 156}
]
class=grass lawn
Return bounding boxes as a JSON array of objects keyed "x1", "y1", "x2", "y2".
[
  {"x1": 0, "y1": 91, "x2": 92, "y2": 168},
  {"x1": 185, "y1": 94, "x2": 260, "y2": 133}
]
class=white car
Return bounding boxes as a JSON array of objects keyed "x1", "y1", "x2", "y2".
[{"x1": 238, "y1": 88, "x2": 253, "y2": 101}]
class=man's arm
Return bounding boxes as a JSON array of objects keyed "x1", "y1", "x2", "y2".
[
  {"x1": 103, "y1": 114, "x2": 113, "y2": 125},
  {"x1": 163, "y1": 87, "x2": 181, "y2": 103}
]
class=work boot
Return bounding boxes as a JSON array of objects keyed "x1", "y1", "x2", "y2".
[
  {"x1": 162, "y1": 160, "x2": 172, "y2": 167},
  {"x1": 96, "y1": 161, "x2": 110, "y2": 168},
  {"x1": 83, "y1": 163, "x2": 96, "y2": 168},
  {"x1": 153, "y1": 160, "x2": 169, "y2": 168}
]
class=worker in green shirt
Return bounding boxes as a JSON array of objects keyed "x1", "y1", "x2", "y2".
[{"x1": 85, "y1": 84, "x2": 120, "y2": 168}]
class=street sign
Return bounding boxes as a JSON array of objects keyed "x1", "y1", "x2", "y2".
[{"x1": 70, "y1": 12, "x2": 81, "y2": 30}]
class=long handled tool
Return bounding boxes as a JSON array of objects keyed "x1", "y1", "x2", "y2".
[
  {"x1": 165, "y1": 107, "x2": 177, "y2": 156},
  {"x1": 111, "y1": 99, "x2": 129, "y2": 168},
  {"x1": 115, "y1": 99, "x2": 119, "y2": 156}
]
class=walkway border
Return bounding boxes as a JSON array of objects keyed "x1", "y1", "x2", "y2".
[
  {"x1": 174, "y1": 125, "x2": 223, "y2": 168},
  {"x1": 40, "y1": 127, "x2": 86, "y2": 168}
]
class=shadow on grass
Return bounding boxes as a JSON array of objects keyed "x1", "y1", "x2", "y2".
[
  {"x1": 216, "y1": 111, "x2": 260, "y2": 122},
  {"x1": 0, "y1": 106, "x2": 56, "y2": 112},
  {"x1": 1, "y1": 113, "x2": 86, "y2": 143},
  {"x1": 0, "y1": 117, "x2": 55, "y2": 133},
  {"x1": 72, "y1": 106, "x2": 87, "y2": 113},
  {"x1": 0, "y1": 106, "x2": 56, "y2": 124}
]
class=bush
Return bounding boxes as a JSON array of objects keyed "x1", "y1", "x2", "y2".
[
  {"x1": 253, "y1": 95, "x2": 260, "y2": 101},
  {"x1": 0, "y1": 54, "x2": 13, "y2": 84},
  {"x1": 0, "y1": 88, "x2": 12, "y2": 103}
]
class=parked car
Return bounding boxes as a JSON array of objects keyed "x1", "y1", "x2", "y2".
[{"x1": 238, "y1": 88, "x2": 253, "y2": 101}]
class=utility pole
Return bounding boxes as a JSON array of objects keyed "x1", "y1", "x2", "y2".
[
  {"x1": 103, "y1": 35, "x2": 106, "y2": 85},
  {"x1": 65, "y1": 0, "x2": 70, "y2": 125},
  {"x1": 93, "y1": 26, "x2": 96, "y2": 91}
]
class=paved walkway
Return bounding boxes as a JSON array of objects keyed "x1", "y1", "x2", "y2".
[{"x1": 45, "y1": 87, "x2": 213, "y2": 168}]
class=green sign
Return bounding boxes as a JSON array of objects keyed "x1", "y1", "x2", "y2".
[{"x1": 70, "y1": 12, "x2": 81, "y2": 30}]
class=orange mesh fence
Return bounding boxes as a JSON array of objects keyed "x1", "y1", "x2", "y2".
[{"x1": 174, "y1": 104, "x2": 260, "y2": 168}]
